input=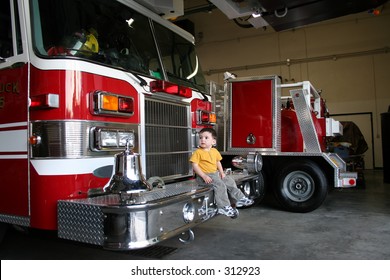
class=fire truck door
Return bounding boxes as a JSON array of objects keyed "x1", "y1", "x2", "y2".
[
  {"x1": 230, "y1": 79, "x2": 275, "y2": 149},
  {"x1": 0, "y1": 0, "x2": 30, "y2": 218}
]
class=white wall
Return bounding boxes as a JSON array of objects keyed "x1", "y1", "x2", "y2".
[{"x1": 182, "y1": 6, "x2": 390, "y2": 168}]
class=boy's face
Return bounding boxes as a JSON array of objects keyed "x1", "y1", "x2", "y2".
[{"x1": 198, "y1": 131, "x2": 216, "y2": 149}]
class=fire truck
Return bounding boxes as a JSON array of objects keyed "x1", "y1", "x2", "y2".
[
  {"x1": 0, "y1": 0, "x2": 355, "y2": 250},
  {"x1": 0, "y1": 0, "x2": 237, "y2": 250},
  {"x1": 212, "y1": 74, "x2": 357, "y2": 213}
]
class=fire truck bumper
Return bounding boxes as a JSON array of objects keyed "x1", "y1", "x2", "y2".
[
  {"x1": 338, "y1": 171, "x2": 358, "y2": 188},
  {"x1": 57, "y1": 180, "x2": 216, "y2": 250}
]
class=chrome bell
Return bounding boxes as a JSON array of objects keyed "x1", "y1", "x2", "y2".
[{"x1": 104, "y1": 139, "x2": 152, "y2": 194}]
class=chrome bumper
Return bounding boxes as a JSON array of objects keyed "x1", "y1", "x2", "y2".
[{"x1": 58, "y1": 180, "x2": 216, "y2": 250}]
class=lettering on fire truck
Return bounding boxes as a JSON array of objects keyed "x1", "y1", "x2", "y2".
[
  {"x1": 0, "y1": 81, "x2": 19, "y2": 108},
  {"x1": 0, "y1": 82, "x2": 20, "y2": 94}
]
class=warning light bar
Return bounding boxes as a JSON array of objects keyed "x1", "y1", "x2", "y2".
[
  {"x1": 30, "y1": 93, "x2": 59, "y2": 109},
  {"x1": 150, "y1": 80, "x2": 192, "y2": 98},
  {"x1": 92, "y1": 90, "x2": 134, "y2": 117}
]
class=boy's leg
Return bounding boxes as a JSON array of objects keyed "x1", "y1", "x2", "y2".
[
  {"x1": 223, "y1": 175, "x2": 255, "y2": 207},
  {"x1": 209, "y1": 173, "x2": 239, "y2": 218},
  {"x1": 207, "y1": 173, "x2": 231, "y2": 207},
  {"x1": 223, "y1": 175, "x2": 245, "y2": 200},
  {"x1": 196, "y1": 173, "x2": 240, "y2": 218}
]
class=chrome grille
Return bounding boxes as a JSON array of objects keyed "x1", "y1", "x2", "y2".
[{"x1": 145, "y1": 99, "x2": 191, "y2": 179}]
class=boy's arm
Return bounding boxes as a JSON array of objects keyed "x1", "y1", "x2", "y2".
[
  {"x1": 192, "y1": 162, "x2": 213, "y2": 184},
  {"x1": 217, "y1": 161, "x2": 226, "y2": 179}
]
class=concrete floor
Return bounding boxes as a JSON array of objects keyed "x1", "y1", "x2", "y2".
[{"x1": 1, "y1": 170, "x2": 389, "y2": 260}]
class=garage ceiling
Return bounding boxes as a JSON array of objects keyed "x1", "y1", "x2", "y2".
[
  {"x1": 187, "y1": 0, "x2": 389, "y2": 31},
  {"x1": 136, "y1": 0, "x2": 388, "y2": 31}
]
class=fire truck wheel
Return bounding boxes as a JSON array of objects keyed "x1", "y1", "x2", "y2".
[{"x1": 273, "y1": 160, "x2": 328, "y2": 213}]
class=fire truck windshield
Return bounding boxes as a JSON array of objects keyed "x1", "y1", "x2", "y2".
[{"x1": 30, "y1": 0, "x2": 207, "y2": 92}]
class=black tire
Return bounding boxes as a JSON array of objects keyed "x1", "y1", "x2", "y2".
[{"x1": 273, "y1": 159, "x2": 328, "y2": 213}]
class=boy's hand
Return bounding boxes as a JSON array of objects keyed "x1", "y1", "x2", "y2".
[
  {"x1": 203, "y1": 175, "x2": 213, "y2": 184},
  {"x1": 220, "y1": 172, "x2": 226, "y2": 179}
]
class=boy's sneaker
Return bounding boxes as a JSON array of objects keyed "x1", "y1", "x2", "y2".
[
  {"x1": 218, "y1": 206, "x2": 239, "y2": 219},
  {"x1": 236, "y1": 197, "x2": 254, "y2": 208}
]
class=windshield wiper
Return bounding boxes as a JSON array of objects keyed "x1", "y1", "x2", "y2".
[{"x1": 129, "y1": 71, "x2": 147, "y2": 86}]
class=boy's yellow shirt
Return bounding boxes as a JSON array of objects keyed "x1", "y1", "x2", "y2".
[{"x1": 190, "y1": 147, "x2": 222, "y2": 173}]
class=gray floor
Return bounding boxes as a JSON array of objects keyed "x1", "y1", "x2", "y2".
[{"x1": 1, "y1": 170, "x2": 389, "y2": 260}]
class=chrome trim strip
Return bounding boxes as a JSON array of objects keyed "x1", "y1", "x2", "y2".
[{"x1": 30, "y1": 120, "x2": 138, "y2": 158}]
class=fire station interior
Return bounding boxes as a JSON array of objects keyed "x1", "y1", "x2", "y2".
[{"x1": 1, "y1": 0, "x2": 390, "y2": 261}]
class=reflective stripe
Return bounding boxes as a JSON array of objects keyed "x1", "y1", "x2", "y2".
[
  {"x1": 0, "y1": 129, "x2": 28, "y2": 152},
  {"x1": 0, "y1": 154, "x2": 27, "y2": 159},
  {"x1": 30, "y1": 157, "x2": 114, "y2": 175},
  {"x1": 0, "y1": 122, "x2": 28, "y2": 129}
]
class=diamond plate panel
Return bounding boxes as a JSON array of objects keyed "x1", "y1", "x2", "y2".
[
  {"x1": 0, "y1": 214, "x2": 30, "y2": 227},
  {"x1": 58, "y1": 201, "x2": 104, "y2": 246},
  {"x1": 290, "y1": 89, "x2": 321, "y2": 153}
]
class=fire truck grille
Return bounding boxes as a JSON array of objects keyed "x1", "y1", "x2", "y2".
[{"x1": 145, "y1": 99, "x2": 191, "y2": 179}]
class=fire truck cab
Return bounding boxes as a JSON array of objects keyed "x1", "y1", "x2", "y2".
[{"x1": 0, "y1": 0, "x2": 238, "y2": 250}]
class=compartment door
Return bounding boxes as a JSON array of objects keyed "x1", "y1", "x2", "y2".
[{"x1": 230, "y1": 78, "x2": 278, "y2": 151}]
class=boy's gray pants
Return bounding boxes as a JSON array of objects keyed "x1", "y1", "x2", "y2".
[{"x1": 197, "y1": 172, "x2": 245, "y2": 208}]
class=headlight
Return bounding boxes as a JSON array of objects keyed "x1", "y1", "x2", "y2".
[
  {"x1": 232, "y1": 152, "x2": 262, "y2": 173},
  {"x1": 183, "y1": 202, "x2": 195, "y2": 223},
  {"x1": 91, "y1": 127, "x2": 135, "y2": 151},
  {"x1": 243, "y1": 181, "x2": 251, "y2": 196}
]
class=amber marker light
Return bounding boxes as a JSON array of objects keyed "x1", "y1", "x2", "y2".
[
  {"x1": 29, "y1": 135, "x2": 41, "y2": 146},
  {"x1": 209, "y1": 112, "x2": 217, "y2": 124},
  {"x1": 101, "y1": 94, "x2": 118, "y2": 111},
  {"x1": 92, "y1": 90, "x2": 134, "y2": 117}
]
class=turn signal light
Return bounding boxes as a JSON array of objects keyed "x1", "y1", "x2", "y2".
[
  {"x1": 118, "y1": 96, "x2": 133, "y2": 113},
  {"x1": 29, "y1": 135, "x2": 42, "y2": 146},
  {"x1": 201, "y1": 111, "x2": 210, "y2": 123},
  {"x1": 209, "y1": 112, "x2": 217, "y2": 123},
  {"x1": 92, "y1": 90, "x2": 134, "y2": 117},
  {"x1": 101, "y1": 95, "x2": 118, "y2": 111},
  {"x1": 150, "y1": 80, "x2": 192, "y2": 98},
  {"x1": 197, "y1": 110, "x2": 216, "y2": 125}
]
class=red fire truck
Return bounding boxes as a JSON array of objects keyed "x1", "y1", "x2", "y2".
[
  {"x1": 0, "y1": 0, "x2": 355, "y2": 250},
  {"x1": 0, "y1": 0, "x2": 238, "y2": 250},
  {"x1": 212, "y1": 74, "x2": 357, "y2": 213}
]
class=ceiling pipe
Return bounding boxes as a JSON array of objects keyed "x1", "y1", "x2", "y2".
[{"x1": 205, "y1": 46, "x2": 390, "y2": 75}]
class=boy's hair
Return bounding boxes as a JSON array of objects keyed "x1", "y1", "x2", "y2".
[{"x1": 199, "y1": 127, "x2": 217, "y2": 139}]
